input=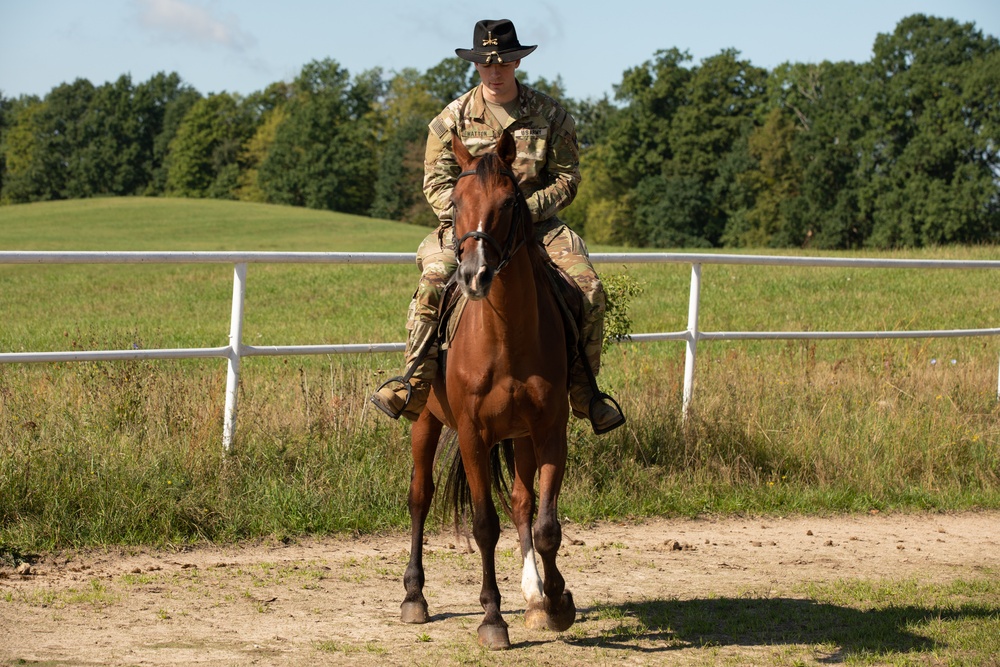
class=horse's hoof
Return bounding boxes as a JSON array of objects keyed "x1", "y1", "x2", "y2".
[
  {"x1": 525, "y1": 591, "x2": 576, "y2": 632},
  {"x1": 548, "y1": 591, "x2": 576, "y2": 632},
  {"x1": 400, "y1": 600, "x2": 430, "y2": 624},
  {"x1": 477, "y1": 623, "x2": 511, "y2": 650},
  {"x1": 524, "y1": 605, "x2": 549, "y2": 630}
]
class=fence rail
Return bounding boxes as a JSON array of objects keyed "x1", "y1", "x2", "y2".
[{"x1": 2, "y1": 250, "x2": 999, "y2": 450}]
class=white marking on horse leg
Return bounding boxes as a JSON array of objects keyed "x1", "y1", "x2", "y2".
[{"x1": 521, "y1": 546, "x2": 544, "y2": 606}]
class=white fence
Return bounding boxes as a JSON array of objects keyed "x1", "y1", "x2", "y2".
[{"x1": 2, "y1": 250, "x2": 999, "y2": 450}]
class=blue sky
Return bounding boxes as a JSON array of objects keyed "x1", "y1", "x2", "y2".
[{"x1": 2, "y1": 0, "x2": 998, "y2": 102}]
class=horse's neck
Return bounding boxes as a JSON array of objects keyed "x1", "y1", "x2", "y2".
[{"x1": 474, "y1": 251, "x2": 545, "y2": 342}]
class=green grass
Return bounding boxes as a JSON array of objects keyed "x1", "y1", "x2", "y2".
[
  {"x1": 0, "y1": 197, "x2": 427, "y2": 351},
  {"x1": 0, "y1": 196, "x2": 426, "y2": 251},
  {"x1": 1, "y1": 197, "x2": 1000, "y2": 552}
]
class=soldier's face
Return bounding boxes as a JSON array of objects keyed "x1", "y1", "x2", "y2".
[{"x1": 475, "y1": 60, "x2": 520, "y2": 103}]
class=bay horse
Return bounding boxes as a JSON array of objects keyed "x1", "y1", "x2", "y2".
[{"x1": 400, "y1": 130, "x2": 576, "y2": 650}]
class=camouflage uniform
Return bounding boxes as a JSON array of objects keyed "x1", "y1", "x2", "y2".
[{"x1": 408, "y1": 81, "x2": 607, "y2": 386}]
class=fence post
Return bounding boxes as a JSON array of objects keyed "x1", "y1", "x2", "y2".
[
  {"x1": 682, "y1": 263, "x2": 702, "y2": 423},
  {"x1": 223, "y1": 263, "x2": 247, "y2": 452}
]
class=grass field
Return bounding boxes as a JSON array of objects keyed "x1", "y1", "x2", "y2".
[{"x1": 1, "y1": 197, "x2": 999, "y2": 554}]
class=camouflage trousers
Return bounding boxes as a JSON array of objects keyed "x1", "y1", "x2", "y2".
[{"x1": 406, "y1": 217, "x2": 606, "y2": 378}]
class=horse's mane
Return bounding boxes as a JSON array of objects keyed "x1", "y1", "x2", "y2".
[
  {"x1": 471, "y1": 152, "x2": 509, "y2": 189},
  {"x1": 470, "y1": 152, "x2": 534, "y2": 241}
]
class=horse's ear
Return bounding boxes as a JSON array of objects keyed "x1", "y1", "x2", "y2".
[
  {"x1": 451, "y1": 132, "x2": 474, "y2": 170},
  {"x1": 496, "y1": 130, "x2": 516, "y2": 166}
]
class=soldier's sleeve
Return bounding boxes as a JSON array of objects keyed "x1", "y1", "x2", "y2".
[
  {"x1": 526, "y1": 108, "x2": 581, "y2": 223},
  {"x1": 422, "y1": 115, "x2": 459, "y2": 225}
]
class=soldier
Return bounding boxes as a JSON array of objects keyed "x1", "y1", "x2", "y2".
[{"x1": 371, "y1": 18, "x2": 624, "y2": 434}]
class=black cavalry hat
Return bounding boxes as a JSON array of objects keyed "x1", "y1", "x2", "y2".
[{"x1": 455, "y1": 19, "x2": 537, "y2": 64}]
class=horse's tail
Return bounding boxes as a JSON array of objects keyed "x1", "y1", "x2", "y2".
[{"x1": 438, "y1": 429, "x2": 515, "y2": 534}]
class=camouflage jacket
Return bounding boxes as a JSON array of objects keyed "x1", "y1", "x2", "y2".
[{"x1": 423, "y1": 82, "x2": 581, "y2": 226}]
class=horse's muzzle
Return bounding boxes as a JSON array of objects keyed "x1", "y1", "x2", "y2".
[{"x1": 458, "y1": 258, "x2": 494, "y2": 300}]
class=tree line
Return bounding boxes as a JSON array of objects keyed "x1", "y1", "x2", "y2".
[{"x1": 0, "y1": 14, "x2": 997, "y2": 249}]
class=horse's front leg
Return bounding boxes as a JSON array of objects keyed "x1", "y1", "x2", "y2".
[
  {"x1": 461, "y1": 431, "x2": 510, "y2": 650},
  {"x1": 528, "y1": 430, "x2": 575, "y2": 632},
  {"x1": 401, "y1": 411, "x2": 443, "y2": 624}
]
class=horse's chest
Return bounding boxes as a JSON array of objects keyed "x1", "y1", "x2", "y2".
[{"x1": 450, "y1": 367, "x2": 542, "y2": 410}]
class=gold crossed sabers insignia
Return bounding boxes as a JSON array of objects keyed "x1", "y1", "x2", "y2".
[{"x1": 482, "y1": 31, "x2": 498, "y2": 46}]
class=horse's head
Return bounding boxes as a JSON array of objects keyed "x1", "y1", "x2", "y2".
[{"x1": 451, "y1": 131, "x2": 527, "y2": 300}]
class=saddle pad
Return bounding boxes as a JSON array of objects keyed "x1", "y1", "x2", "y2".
[{"x1": 439, "y1": 284, "x2": 469, "y2": 350}]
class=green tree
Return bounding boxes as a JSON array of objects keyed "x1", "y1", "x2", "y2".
[
  {"x1": 662, "y1": 49, "x2": 768, "y2": 246},
  {"x1": 0, "y1": 79, "x2": 96, "y2": 202},
  {"x1": 380, "y1": 68, "x2": 439, "y2": 132},
  {"x1": 562, "y1": 143, "x2": 627, "y2": 243},
  {"x1": 227, "y1": 80, "x2": 291, "y2": 202},
  {"x1": 568, "y1": 95, "x2": 619, "y2": 151},
  {"x1": 369, "y1": 113, "x2": 434, "y2": 224},
  {"x1": 259, "y1": 59, "x2": 382, "y2": 214},
  {"x1": 421, "y1": 58, "x2": 476, "y2": 105},
  {"x1": 139, "y1": 72, "x2": 201, "y2": 195},
  {"x1": 1, "y1": 96, "x2": 47, "y2": 203},
  {"x1": 1, "y1": 73, "x2": 199, "y2": 202},
  {"x1": 724, "y1": 106, "x2": 805, "y2": 247},
  {"x1": 864, "y1": 15, "x2": 1000, "y2": 247},
  {"x1": 632, "y1": 174, "x2": 713, "y2": 247},
  {"x1": 763, "y1": 60, "x2": 872, "y2": 249},
  {"x1": 370, "y1": 59, "x2": 486, "y2": 225},
  {"x1": 561, "y1": 97, "x2": 624, "y2": 242},
  {"x1": 958, "y1": 49, "x2": 1000, "y2": 239},
  {"x1": 0, "y1": 92, "x2": 15, "y2": 200},
  {"x1": 235, "y1": 105, "x2": 287, "y2": 203},
  {"x1": 70, "y1": 75, "x2": 147, "y2": 197},
  {"x1": 568, "y1": 49, "x2": 693, "y2": 246},
  {"x1": 605, "y1": 48, "x2": 693, "y2": 188},
  {"x1": 517, "y1": 72, "x2": 567, "y2": 101},
  {"x1": 0, "y1": 91, "x2": 9, "y2": 197},
  {"x1": 587, "y1": 48, "x2": 768, "y2": 247},
  {"x1": 164, "y1": 92, "x2": 255, "y2": 198},
  {"x1": 369, "y1": 65, "x2": 456, "y2": 224}
]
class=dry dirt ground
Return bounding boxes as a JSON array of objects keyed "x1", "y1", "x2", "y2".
[{"x1": 2, "y1": 511, "x2": 999, "y2": 666}]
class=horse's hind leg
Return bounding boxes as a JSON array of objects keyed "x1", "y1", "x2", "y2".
[
  {"x1": 527, "y1": 431, "x2": 576, "y2": 632},
  {"x1": 400, "y1": 411, "x2": 443, "y2": 624}
]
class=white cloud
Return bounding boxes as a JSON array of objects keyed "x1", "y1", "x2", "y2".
[{"x1": 136, "y1": 0, "x2": 256, "y2": 52}]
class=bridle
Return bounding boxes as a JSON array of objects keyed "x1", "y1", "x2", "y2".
[{"x1": 452, "y1": 167, "x2": 527, "y2": 274}]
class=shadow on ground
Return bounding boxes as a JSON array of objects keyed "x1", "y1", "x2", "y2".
[{"x1": 564, "y1": 596, "x2": 998, "y2": 661}]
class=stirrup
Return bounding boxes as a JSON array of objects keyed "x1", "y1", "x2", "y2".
[
  {"x1": 371, "y1": 375, "x2": 412, "y2": 420},
  {"x1": 588, "y1": 392, "x2": 626, "y2": 435}
]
